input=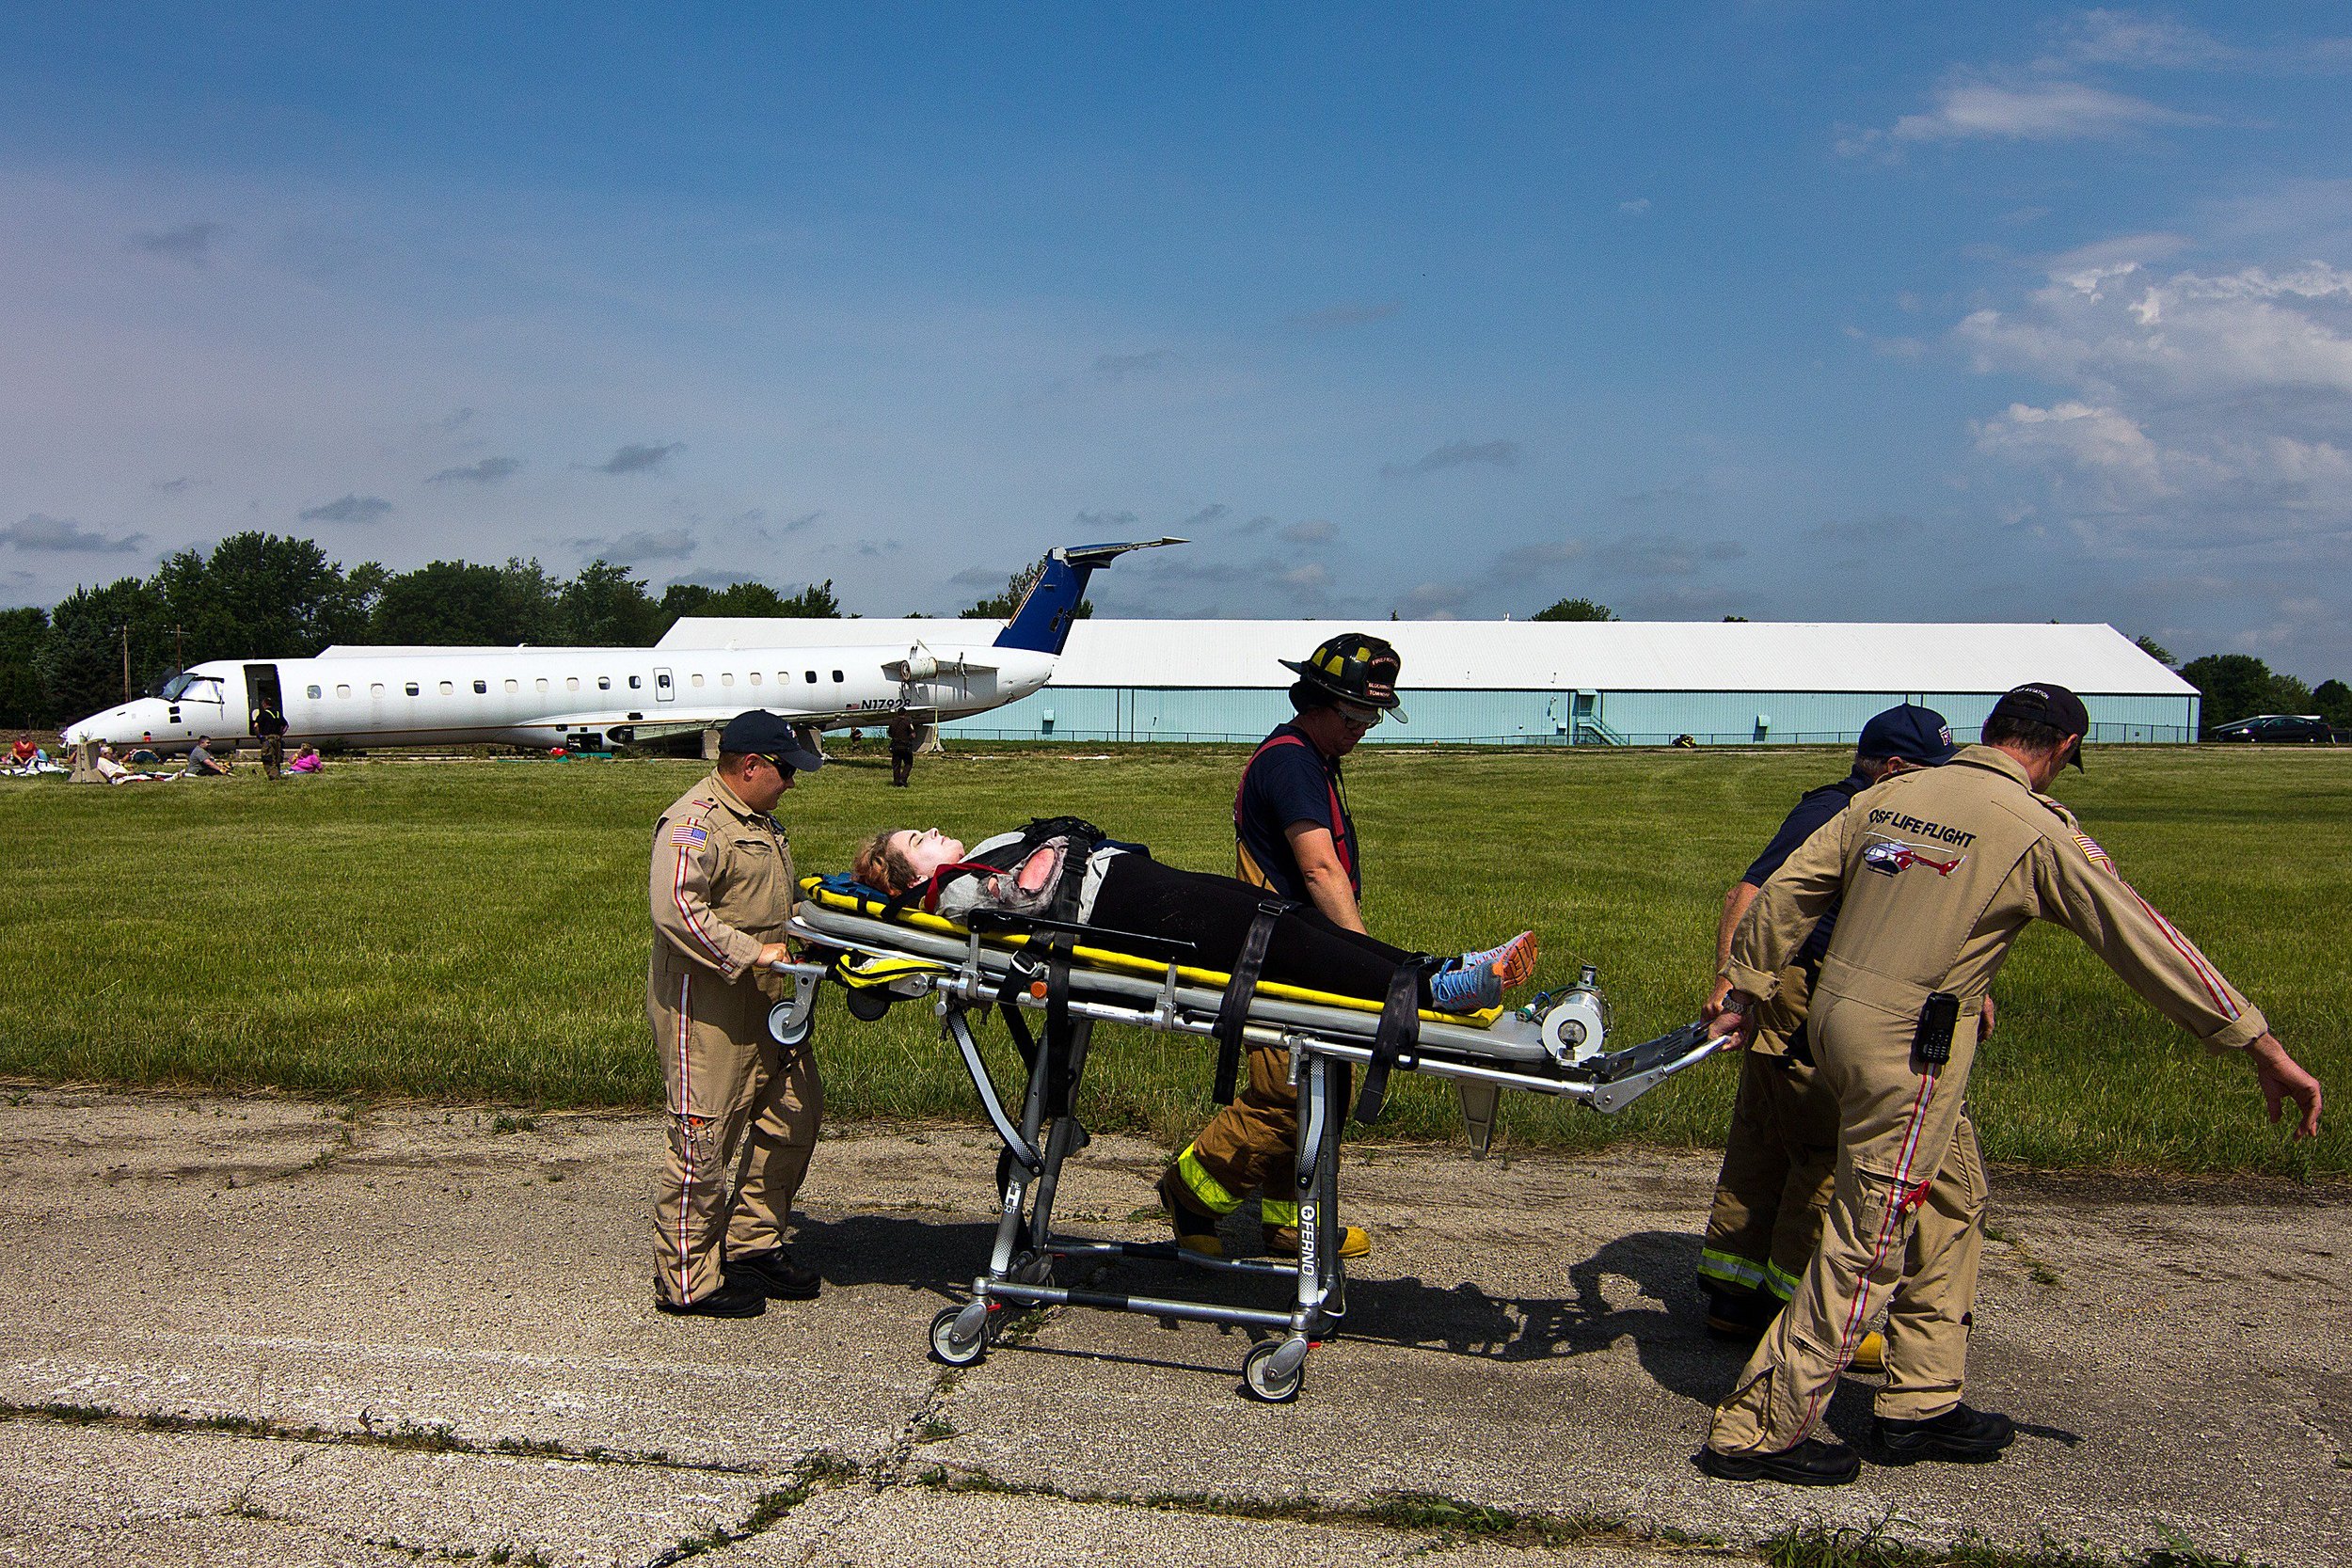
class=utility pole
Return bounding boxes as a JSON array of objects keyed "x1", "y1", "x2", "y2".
[
  {"x1": 170, "y1": 623, "x2": 186, "y2": 673},
  {"x1": 118, "y1": 626, "x2": 132, "y2": 702}
]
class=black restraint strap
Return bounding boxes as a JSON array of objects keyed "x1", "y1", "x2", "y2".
[
  {"x1": 1211, "y1": 900, "x2": 1288, "y2": 1105},
  {"x1": 1352, "y1": 960, "x2": 1427, "y2": 1124},
  {"x1": 1042, "y1": 933, "x2": 1075, "y2": 1116}
]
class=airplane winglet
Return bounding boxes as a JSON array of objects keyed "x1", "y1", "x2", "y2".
[{"x1": 993, "y1": 537, "x2": 1184, "y2": 654}]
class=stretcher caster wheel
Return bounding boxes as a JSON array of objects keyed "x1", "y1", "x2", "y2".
[
  {"x1": 1242, "y1": 1338, "x2": 1308, "y2": 1403},
  {"x1": 930, "y1": 1305, "x2": 991, "y2": 1368}
]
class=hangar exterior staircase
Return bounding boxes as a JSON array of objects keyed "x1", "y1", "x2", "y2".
[{"x1": 1570, "y1": 715, "x2": 1627, "y2": 746}]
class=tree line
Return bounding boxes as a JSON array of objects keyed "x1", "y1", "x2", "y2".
[
  {"x1": 0, "y1": 533, "x2": 847, "y2": 728},
  {"x1": 0, "y1": 534, "x2": 1085, "y2": 729},
  {"x1": 0, "y1": 546, "x2": 2328, "y2": 733}
]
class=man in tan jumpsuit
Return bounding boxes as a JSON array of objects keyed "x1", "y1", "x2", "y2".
[
  {"x1": 649, "y1": 710, "x2": 828, "y2": 1319},
  {"x1": 1699, "y1": 683, "x2": 2323, "y2": 1485},
  {"x1": 1698, "y1": 705, "x2": 1965, "y2": 1372}
]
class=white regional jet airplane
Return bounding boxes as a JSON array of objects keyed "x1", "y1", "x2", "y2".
[{"x1": 65, "y1": 538, "x2": 1178, "y2": 753}]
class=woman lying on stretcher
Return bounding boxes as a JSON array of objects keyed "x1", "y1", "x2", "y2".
[{"x1": 850, "y1": 819, "x2": 1537, "y2": 1014}]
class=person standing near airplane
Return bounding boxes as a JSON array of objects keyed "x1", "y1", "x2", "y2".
[
  {"x1": 647, "y1": 710, "x2": 829, "y2": 1319},
  {"x1": 253, "y1": 698, "x2": 289, "y2": 781}
]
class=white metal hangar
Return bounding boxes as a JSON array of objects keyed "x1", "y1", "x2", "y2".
[{"x1": 665, "y1": 618, "x2": 2200, "y2": 746}]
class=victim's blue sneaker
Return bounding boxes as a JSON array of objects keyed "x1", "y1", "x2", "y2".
[{"x1": 1430, "y1": 932, "x2": 1538, "y2": 1013}]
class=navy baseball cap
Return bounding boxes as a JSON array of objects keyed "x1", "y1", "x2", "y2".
[
  {"x1": 1857, "y1": 704, "x2": 1960, "y2": 765},
  {"x1": 718, "y1": 710, "x2": 826, "y2": 771},
  {"x1": 1987, "y1": 683, "x2": 2090, "y2": 768}
]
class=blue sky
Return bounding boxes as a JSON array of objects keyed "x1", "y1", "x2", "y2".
[{"x1": 4, "y1": 5, "x2": 2349, "y2": 675}]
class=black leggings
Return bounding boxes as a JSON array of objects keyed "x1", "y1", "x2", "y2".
[{"x1": 1086, "y1": 854, "x2": 1431, "y2": 1006}]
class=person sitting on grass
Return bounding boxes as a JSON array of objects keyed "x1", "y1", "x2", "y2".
[
  {"x1": 852, "y1": 823, "x2": 1537, "y2": 1015},
  {"x1": 288, "y1": 745, "x2": 323, "y2": 774},
  {"x1": 183, "y1": 736, "x2": 231, "y2": 777}
]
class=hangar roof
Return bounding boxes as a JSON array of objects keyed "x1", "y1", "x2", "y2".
[{"x1": 658, "y1": 617, "x2": 2193, "y2": 697}]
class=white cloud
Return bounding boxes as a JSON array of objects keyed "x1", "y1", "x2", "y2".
[
  {"x1": 1617, "y1": 198, "x2": 1650, "y2": 214},
  {"x1": 1844, "y1": 77, "x2": 2208, "y2": 155},
  {"x1": 1960, "y1": 258, "x2": 2352, "y2": 533},
  {"x1": 1973, "y1": 401, "x2": 2182, "y2": 500},
  {"x1": 1957, "y1": 261, "x2": 2352, "y2": 398},
  {"x1": 2051, "y1": 10, "x2": 2234, "y2": 70}
]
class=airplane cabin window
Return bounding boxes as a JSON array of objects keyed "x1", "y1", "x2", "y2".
[
  {"x1": 372, "y1": 683, "x2": 386, "y2": 697},
  {"x1": 439, "y1": 681, "x2": 455, "y2": 695},
  {"x1": 597, "y1": 676, "x2": 611, "y2": 689},
  {"x1": 804, "y1": 671, "x2": 817, "y2": 683},
  {"x1": 691, "y1": 673, "x2": 706, "y2": 688},
  {"x1": 535, "y1": 677, "x2": 549, "y2": 691},
  {"x1": 832, "y1": 670, "x2": 844, "y2": 683},
  {"x1": 336, "y1": 684, "x2": 352, "y2": 699},
  {"x1": 306, "y1": 685, "x2": 322, "y2": 699},
  {"x1": 473, "y1": 680, "x2": 486, "y2": 694},
  {"x1": 566, "y1": 676, "x2": 580, "y2": 690},
  {"x1": 721, "y1": 673, "x2": 735, "y2": 687},
  {"x1": 405, "y1": 682, "x2": 421, "y2": 697},
  {"x1": 628, "y1": 675, "x2": 642, "y2": 689},
  {"x1": 504, "y1": 679, "x2": 517, "y2": 693},
  {"x1": 748, "y1": 672, "x2": 762, "y2": 685}
]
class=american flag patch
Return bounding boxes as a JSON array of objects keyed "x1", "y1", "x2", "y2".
[
  {"x1": 2073, "y1": 832, "x2": 2115, "y2": 875},
  {"x1": 671, "y1": 822, "x2": 708, "y2": 847}
]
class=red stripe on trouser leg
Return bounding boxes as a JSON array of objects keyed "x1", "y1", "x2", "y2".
[
  {"x1": 676, "y1": 974, "x2": 693, "y2": 1300},
  {"x1": 1788, "y1": 1069, "x2": 1935, "y2": 1445}
]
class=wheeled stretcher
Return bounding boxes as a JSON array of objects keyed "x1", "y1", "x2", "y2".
[{"x1": 766, "y1": 874, "x2": 1719, "y2": 1402}]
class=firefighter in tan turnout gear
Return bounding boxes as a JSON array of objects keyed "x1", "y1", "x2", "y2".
[
  {"x1": 648, "y1": 711, "x2": 829, "y2": 1319},
  {"x1": 1698, "y1": 683, "x2": 2323, "y2": 1486},
  {"x1": 1157, "y1": 634, "x2": 1407, "y2": 1261}
]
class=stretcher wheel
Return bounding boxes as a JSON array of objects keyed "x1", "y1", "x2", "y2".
[
  {"x1": 930, "y1": 1305, "x2": 990, "y2": 1367},
  {"x1": 1241, "y1": 1338, "x2": 1307, "y2": 1403}
]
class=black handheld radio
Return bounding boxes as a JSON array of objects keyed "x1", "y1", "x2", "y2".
[{"x1": 1913, "y1": 990, "x2": 1961, "y2": 1068}]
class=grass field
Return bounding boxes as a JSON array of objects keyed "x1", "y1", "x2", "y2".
[{"x1": 3, "y1": 744, "x2": 2344, "y2": 1176}]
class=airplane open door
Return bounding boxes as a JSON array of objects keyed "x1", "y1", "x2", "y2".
[
  {"x1": 244, "y1": 664, "x2": 283, "y2": 736},
  {"x1": 654, "y1": 667, "x2": 675, "y2": 703}
]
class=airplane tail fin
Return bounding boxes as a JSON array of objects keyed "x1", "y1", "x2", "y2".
[{"x1": 993, "y1": 537, "x2": 1184, "y2": 654}]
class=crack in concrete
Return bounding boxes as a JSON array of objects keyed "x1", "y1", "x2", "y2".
[
  {"x1": 0, "y1": 1399, "x2": 755, "y2": 1474},
  {"x1": 898, "y1": 1462, "x2": 1743, "y2": 1557}
]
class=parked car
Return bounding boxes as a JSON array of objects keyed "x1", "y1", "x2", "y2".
[{"x1": 2209, "y1": 714, "x2": 2337, "y2": 743}]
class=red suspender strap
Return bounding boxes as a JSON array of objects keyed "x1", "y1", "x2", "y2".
[{"x1": 1234, "y1": 733, "x2": 1352, "y2": 883}]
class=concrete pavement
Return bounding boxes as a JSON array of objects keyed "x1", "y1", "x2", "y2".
[{"x1": 0, "y1": 1090, "x2": 2344, "y2": 1566}]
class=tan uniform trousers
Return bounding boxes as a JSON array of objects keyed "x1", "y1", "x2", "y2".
[
  {"x1": 1175, "y1": 1037, "x2": 1302, "y2": 1223},
  {"x1": 1700, "y1": 966, "x2": 1842, "y2": 1303},
  {"x1": 650, "y1": 967, "x2": 823, "y2": 1307},
  {"x1": 1708, "y1": 986, "x2": 1986, "y2": 1451}
]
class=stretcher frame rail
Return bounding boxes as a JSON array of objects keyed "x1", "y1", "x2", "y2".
[{"x1": 775, "y1": 889, "x2": 1720, "y2": 1402}]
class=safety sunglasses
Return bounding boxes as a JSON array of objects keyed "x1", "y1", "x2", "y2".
[{"x1": 1334, "y1": 701, "x2": 1384, "y2": 729}]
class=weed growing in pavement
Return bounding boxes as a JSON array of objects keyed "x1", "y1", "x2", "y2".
[{"x1": 1760, "y1": 1518, "x2": 2265, "y2": 1568}]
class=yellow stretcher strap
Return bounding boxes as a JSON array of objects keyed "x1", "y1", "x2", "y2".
[{"x1": 799, "y1": 876, "x2": 1498, "y2": 1027}]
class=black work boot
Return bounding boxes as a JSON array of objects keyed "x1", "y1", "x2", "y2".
[
  {"x1": 655, "y1": 1275, "x2": 769, "y2": 1319},
  {"x1": 1875, "y1": 1403, "x2": 2015, "y2": 1463},
  {"x1": 729, "y1": 1247, "x2": 822, "y2": 1300},
  {"x1": 1696, "y1": 1439, "x2": 1860, "y2": 1487},
  {"x1": 1703, "y1": 1285, "x2": 1777, "y2": 1343}
]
